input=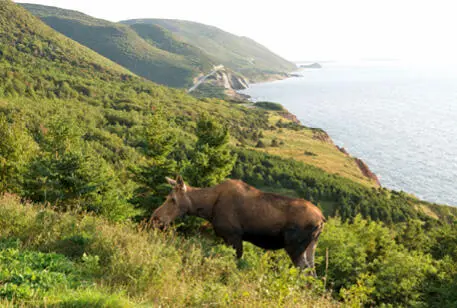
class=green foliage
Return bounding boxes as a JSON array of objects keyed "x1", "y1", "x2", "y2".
[
  {"x1": 255, "y1": 140, "x2": 267, "y2": 148},
  {"x1": 183, "y1": 115, "x2": 236, "y2": 187},
  {"x1": 423, "y1": 256, "x2": 457, "y2": 307},
  {"x1": 427, "y1": 223, "x2": 457, "y2": 260},
  {"x1": 370, "y1": 249, "x2": 436, "y2": 306},
  {"x1": 271, "y1": 138, "x2": 280, "y2": 147},
  {"x1": 319, "y1": 216, "x2": 439, "y2": 307},
  {"x1": 191, "y1": 83, "x2": 228, "y2": 100},
  {"x1": 304, "y1": 150, "x2": 317, "y2": 156},
  {"x1": 0, "y1": 248, "x2": 81, "y2": 300},
  {"x1": 276, "y1": 118, "x2": 305, "y2": 131},
  {"x1": 22, "y1": 116, "x2": 135, "y2": 221},
  {"x1": 0, "y1": 114, "x2": 37, "y2": 193}
]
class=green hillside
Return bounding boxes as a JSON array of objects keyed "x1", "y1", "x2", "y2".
[
  {"x1": 122, "y1": 18, "x2": 297, "y2": 81},
  {"x1": 20, "y1": 3, "x2": 206, "y2": 88},
  {"x1": 1, "y1": 1, "x2": 457, "y2": 306},
  {"x1": 128, "y1": 22, "x2": 214, "y2": 68}
]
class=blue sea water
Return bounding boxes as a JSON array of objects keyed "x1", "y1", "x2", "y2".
[{"x1": 240, "y1": 62, "x2": 457, "y2": 206}]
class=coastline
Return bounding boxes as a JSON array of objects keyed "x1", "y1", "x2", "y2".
[{"x1": 238, "y1": 74, "x2": 382, "y2": 186}]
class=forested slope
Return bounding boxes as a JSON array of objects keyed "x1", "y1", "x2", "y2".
[{"x1": 21, "y1": 3, "x2": 209, "y2": 88}]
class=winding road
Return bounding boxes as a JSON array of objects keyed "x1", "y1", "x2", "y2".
[{"x1": 187, "y1": 65, "x2": 224, "y2": 93}]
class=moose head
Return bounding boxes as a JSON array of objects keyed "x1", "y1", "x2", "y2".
[{"x1": 150, "y1": 175, "x2": 193, "y2": 228}]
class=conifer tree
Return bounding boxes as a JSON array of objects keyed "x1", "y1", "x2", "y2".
[
  {"x1": 183, "y1": 114, "x2": 236, "y2": 187},
  {"x1": 132, "y1": 111, "x2": 178, "y2": 213}
]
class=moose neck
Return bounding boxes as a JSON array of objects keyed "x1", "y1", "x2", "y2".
[{"x1": 187, "y1": 186, "x2": 220, "y2": 221}]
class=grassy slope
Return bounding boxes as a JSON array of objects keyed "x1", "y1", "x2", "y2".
[
  {"x1": 20, "y1": 3, "x2": 203, "y2": 88},
  {"x1": 122, "y1": 18, "x2": 297, "y2": 81},
  {"x1": 1, "y1": 2, "x2": 131, "y2": 76},
  {"x1": 259, "y1": 113, "x2": 378, "y2": 187},
  {"x1": 128, "y1": 22, "x2": 214, "y2": 70}
]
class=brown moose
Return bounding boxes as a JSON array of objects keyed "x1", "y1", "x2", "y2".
[{"x1": 151, "y1": 175, "x2": 325, "y2": 276}]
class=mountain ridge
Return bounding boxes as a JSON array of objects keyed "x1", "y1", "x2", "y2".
[{"x1": 21, "y1": 3, "x2": 296, "y2": 89}]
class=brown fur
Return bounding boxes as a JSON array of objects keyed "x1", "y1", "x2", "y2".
[{"x1": 152, "y1": 176, "x2": 325, "y2": 276}]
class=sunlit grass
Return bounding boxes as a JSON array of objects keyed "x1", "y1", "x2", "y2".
[{"x1": 253, "y1": 112, "x2": 377, "y2": 187}]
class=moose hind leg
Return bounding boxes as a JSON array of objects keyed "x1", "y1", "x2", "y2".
[{"x1": 223, "y1": 234, "x2": 243, "y2": 259}]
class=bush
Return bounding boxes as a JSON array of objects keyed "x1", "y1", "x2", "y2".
[
  {"x1": 271, "y1": 138, "x2": 279, "y2": 147},
  {"x1": 254, "y1": 101, "x2": 285, "y2": 111},
  {"x1": 318, "y1": 216, "x2": 437, "y2": 307},
  {"x1": 255, "y1": 140, "x2": 266, "y2": 148}
]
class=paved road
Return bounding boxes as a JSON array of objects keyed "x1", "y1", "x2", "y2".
[{"x1": 188, "y1": 65, "x2": 224, "y2": 93}]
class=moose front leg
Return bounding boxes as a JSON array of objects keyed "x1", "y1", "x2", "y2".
[
  {"x1": 286, "y1": 246, "x2": 309, "y2": 269},
  {"x1": 305, "y1": 239, "x2": 317, "y2": 277}
]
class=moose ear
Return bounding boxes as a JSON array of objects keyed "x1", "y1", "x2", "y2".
[
  {"x1": 176, "y1": 175, "x2": 187, "y2": 192},
  {"x1": 165, "y1": 176, "x2": 177, "y2": 186}
]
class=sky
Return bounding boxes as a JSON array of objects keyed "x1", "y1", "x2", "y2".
[{"x1": 14, "y1": 0, "x2": 457, "y2": 63}]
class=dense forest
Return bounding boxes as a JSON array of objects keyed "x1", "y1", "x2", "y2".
[{"x1": 0, "y1": 1, "x2": 456, "y2": 306}]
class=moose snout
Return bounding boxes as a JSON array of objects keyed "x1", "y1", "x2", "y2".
[{"x1": 150, "y1": 216, "x2": 166, "y2": 230}]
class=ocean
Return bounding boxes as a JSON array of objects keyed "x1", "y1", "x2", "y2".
[{"x1": 240, "y1": 62, "x2": 457, "y2": 206}]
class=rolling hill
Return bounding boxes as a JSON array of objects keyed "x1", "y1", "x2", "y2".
[{"x1": 122, "y1": 18, "x2": 297, "y2": 81}]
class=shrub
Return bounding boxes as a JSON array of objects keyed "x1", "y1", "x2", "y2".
[
  {"x1": 271, "y1": 138, "x2": 279, "y2": 147},
  {"x1": 254, "y1": 101, "x2": 285, "y2": 111},
  {"x1": 255, "y1": 140, "x2": 266, "y2": 148}
]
